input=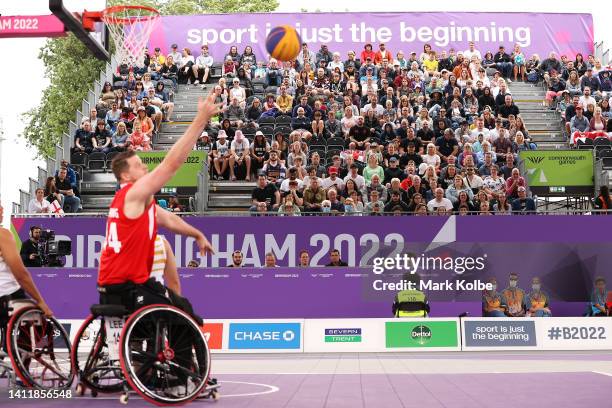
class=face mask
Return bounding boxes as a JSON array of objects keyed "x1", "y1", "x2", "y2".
[
  {"x1": 532, "y1": 284, "x2": 541, "y2": 291},
  {"x1": 322, "y1": 207, "x2": 331, "y2": 213},
  {"x1": 509, "y1": 280, "x2": 517, "y2": 288}
]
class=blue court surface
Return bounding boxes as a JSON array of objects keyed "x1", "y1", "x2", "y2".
[{"x1": 2, "y1": 351, "x2": 612, "y2": 407}]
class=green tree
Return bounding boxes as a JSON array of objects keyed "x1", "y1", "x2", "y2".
[{"x1": 22, "y1": 0, "x2": 278, "y2": 157}]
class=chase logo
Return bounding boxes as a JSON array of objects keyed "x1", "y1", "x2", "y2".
[{"x1": 229, "y1": 323, "x2": 301, "y2": 349}]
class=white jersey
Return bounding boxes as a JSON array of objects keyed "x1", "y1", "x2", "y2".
[
  {"x1": 0, "y1": 253, "x2": 20, "y2": 297},
  {"x1": 150, "y1": 235, "x2": 166, "y2": 284}
]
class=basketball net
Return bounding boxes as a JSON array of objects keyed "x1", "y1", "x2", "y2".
[{"x1": 102, "y1": 5, "x2": 160, "y2": 67}]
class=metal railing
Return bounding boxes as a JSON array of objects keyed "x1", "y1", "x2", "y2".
[
  {"x1": 12, "y1": 208, "x2": 612, "y2": 218},
  {"x1": 594, "y1": 41, "x2": 610, "y2": 66}
]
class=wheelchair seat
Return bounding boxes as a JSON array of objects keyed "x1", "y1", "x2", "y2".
[{"x1": 90, "y1": 304, "x2": 129, "y2": 317}]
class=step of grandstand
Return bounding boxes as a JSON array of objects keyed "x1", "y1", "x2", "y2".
[
  {"x1": 81, "y1": 195, "x2": 114, "y2": 211},
  {"x1": 207, "y1": 181, "x2": 256, "y2": 211},
  {"x1": 162, "y1": 123, "x2": 191, "y2": 134},
  {"x1": 507, "y1": 81, "x2": 566, "y2": 150},
  {"x1": 172, "y1": 111, "x2": 198, "y2": 121},
  {"x1": 78, "y1": 172, "x2": 117, "y2": 212}
]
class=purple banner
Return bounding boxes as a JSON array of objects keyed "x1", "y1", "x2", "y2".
[
  {"x1": 12, "y1": 216, "x2": 611, "y2": 319},
  {"x1": 11, "y1": 216, "x2": 612, "y2": 269},
  {"x1": 30, "y1": 267, "x2": 591, "y2": 319},
  {"x1": 148, "y1": 12, "x2": 594, "y2": 62}
]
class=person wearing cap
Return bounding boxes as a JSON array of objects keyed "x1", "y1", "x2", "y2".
[
  {"x1": 250, "y1": 131, "x2": 270, "y2": 174},
  {"x1": 152, "y1": 47, "x2": 166, "y2": 66},
  {"x1": 196, "y1": 131, "x2": 212, "y2": 156},
  {"x1": 321, "y1": 166, "x2": 345, "y2": 192},
  {"x1": 359, "y1": 55, "x2": 378, "y2": 79},
  {"x1": 212, "y1": 130, "x2": 231, "y2": 179},
  {"x1": 168, "y1": 44, "x2": 182, "y2": 68},
  {"x1": 570, "y1": 104, "x2": 590, "y2": 138},
  {"x1": 303, "y1": 177, "x2": 326, "y2": 213},
  {"x1": 384, "y1": 157, "x2": 404, "y2": 185},
  {"x1": 374, "y1": 43, "x2": 392, "y2": 66},
  {"x1": 364, "y1": 190, "x2": 385, "y2": 214},
  {"x1": 511, "y1": 186, "x2": 535, "y2": 215}
]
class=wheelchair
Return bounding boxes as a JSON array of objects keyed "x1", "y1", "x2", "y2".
[
  {"x1": 72, "y1": 301, "x2": 219, "y2": 405},
  {"x1": 0, "y1": 298, "x2": 74, "y2": 390}
]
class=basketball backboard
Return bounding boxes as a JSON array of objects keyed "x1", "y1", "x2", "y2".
[{"x1": 49, "y1": 0, "x2": 110, "y2": 61}]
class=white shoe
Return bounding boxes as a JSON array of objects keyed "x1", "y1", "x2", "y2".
[
  {"x1": 194, "y1": 80, "x2": 200, "y2": 85},
  {"x1": 507, "y1": 78, "x2": 512, "y2": 83}
]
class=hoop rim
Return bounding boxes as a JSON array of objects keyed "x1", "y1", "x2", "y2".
[{"x1": 102, "y1": 5, "x2": 160, "y2": 25}]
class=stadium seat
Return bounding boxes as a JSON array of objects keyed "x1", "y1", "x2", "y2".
[
  {"x1": 88, "y1": 152, "x2": 106, "y2": 172},
  {"x1": 258, "y1": 116, "x2": 275, "y2": 126},
  {"x1": 274, "y1": 125, "x2": 292, "y2": 136},
  {"x1": 327, "y1": 136, "x2": 346, "y2": 147},
  {"x1": 242, "y1": 128, "x2": 256, "y2": 138},
  {"x1": 275, "y1": 115, "x2": 292, "y2": 125},
  {"x1": 308, "y1": 135, "x2": 326, "y2": 146},
  {"x1": 267, "y1": 86, "x2": 278, "y2": 95},
  {"x1": 211, "y1": 62, "x2": 223, "y2": 78},
  {"x1": 259, "y1": 125, "x2": 275, "y2": 136},
  {"x1": 309, "y1": 145, "x2": 326, "y2": 156},
  {"x1": 594, "y1": 137, "x2": 611, "y2": 147},
  {"x1": 603, "y1": 157, "x2": 612, "y2": 170},
  {"x1": 577, "y1": 138, "x2": 594, "y2": 149},
  {"x1": 105, "y1": 151, "x2": 119, "y2": 170},
  {"x1": 71, "y1": 151, "x2": 89, "y2": 167},
  {"x1": 251, "y1": 78, "x2": 266, "y2": 88}
]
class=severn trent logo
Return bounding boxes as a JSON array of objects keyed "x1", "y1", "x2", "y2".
[
  {"x1": 324, "y1": 328, "x2": 362, "y2": 343},
  {"x1": 411, "y1": 325, "x2": 432, "y2": 345}
]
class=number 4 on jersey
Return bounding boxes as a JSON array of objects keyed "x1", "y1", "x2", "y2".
[{"x1": 105, "y1": 222, "x2": 122, "y2": 253}]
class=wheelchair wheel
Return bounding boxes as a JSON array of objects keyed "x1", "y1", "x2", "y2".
[
  {"x1": 119, "y1": 304, "x2": 210, "y2": 406},
  {"x1": 6, "y1": 306, "x2": 74, "y2": 390},
  {"x1": 71, "y1": 315, "x2": 125, "y2": 394}
]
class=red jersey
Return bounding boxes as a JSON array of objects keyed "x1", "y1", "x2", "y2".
[{"x1": 98, "y1": 184, "x2": 157, "y2": 285}]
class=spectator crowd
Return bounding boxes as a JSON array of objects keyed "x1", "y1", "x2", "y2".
[{"x1": 58, "y1": 35, "x2": 612, "y2": 216}]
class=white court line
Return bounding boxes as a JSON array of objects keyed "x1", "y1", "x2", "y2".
[
  {"x1": 592, "y1": 371, "x2": 612, "y2": 377},
  {"x1": 65, "y1": 381, "x2": 280, "y2": 400},
  {"x1": 218, "y1": 380, "x2": 279, "y2": 398}
]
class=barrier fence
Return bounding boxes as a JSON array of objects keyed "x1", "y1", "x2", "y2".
[{"x1": 55, "y1": 317, "x2": 612, "y2": 353}]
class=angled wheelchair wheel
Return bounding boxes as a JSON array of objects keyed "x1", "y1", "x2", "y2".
[
  {"x1": 119, "y1": 304, "x2": 210, "y2": 406},
  {"x1": 71, "y1": 315, "x2": 125, "y2": 394},
  {"x1": 6, "y1": 306, "x2": 74, "y2": 390}
]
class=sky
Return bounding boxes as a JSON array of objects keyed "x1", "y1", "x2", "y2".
[{"x1": 0, "y1": 0, "x2": 610, "y2": 226}]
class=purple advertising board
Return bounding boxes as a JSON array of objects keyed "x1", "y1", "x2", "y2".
[
  {"x1": 12, "y1": 216, "x2": 611, "y2": 319},
  {"x1": 147, "y1": 12, "x2": 594, "y2": 62}
]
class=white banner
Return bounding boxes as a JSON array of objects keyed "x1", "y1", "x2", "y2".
[{"x1": 536, "y1": 317, "x2": 612, "y2": 350}]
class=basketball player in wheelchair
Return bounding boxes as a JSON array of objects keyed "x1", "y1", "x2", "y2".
[
  {"x1": 0, "y1": 203, "x2": 74, "y2": 390},
  {"x1": 71, "y1": 91, "x2": 222, "y2": 405}
]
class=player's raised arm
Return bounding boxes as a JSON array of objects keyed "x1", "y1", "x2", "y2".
[{"x1": 126, "y1": 91, "x2": 222, "y2": 207}]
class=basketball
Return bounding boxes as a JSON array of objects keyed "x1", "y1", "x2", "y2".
[{"x1": 265, "y1": 25, "x2": 301, "y2": 61}]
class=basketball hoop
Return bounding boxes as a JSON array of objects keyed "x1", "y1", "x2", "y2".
[{"x1": 102, "y1": 5, "x2": 160, "y2": 67}]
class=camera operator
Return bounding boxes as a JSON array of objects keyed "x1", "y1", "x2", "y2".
[{"x1": 20, "y1": 226, "x2": 42, "y2": 268}]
